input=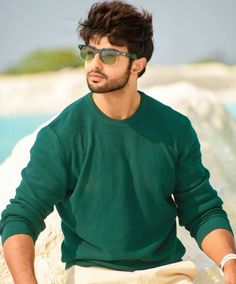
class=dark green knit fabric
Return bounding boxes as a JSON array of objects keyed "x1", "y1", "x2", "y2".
[{"x1": 0, "y1": 92, "x2": 232, "y2": 271}]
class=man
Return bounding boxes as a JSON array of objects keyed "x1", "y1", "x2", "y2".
[{"x1": 1, "y1": 1, "x2": 236, "y2": 283}]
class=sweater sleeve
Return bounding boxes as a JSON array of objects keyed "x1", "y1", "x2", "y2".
[
  {"x1": 174, "y1": 118, "x2": 233, "y2": 248},
  {"x1": 0, "y1": 126, "x2": 69, "y2": 244}
]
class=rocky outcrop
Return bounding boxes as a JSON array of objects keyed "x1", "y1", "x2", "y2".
[{"x1": 1, "y1": 65, "x2": 236, "y2": 283}]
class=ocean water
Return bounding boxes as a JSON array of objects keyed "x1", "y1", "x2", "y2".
[
  {"x1": 225, "y1": 104, "x2": 236, "y2": 118},
  {"x1": 0, "y1": 114, "x2": 52, "y2": 164},
  {"x1": 0, "y1": 105, "x2": 235, "y2": 165}
]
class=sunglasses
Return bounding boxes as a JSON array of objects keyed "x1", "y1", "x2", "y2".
[{"x1": 78, "y1": 44, "x2": 137, "y2": 66}]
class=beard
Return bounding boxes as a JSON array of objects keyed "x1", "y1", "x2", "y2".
[{"x1": 86, "y1": 63, "x2": 132, "y2": 94}]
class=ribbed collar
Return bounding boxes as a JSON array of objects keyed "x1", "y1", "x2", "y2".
[{"x1": 85, "y1": 91, "x2": 146, "y2": 127}]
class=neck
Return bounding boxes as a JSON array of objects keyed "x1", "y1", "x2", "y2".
[{"x1": 92, "y1": 87, "x2": 141, "y2": 120}]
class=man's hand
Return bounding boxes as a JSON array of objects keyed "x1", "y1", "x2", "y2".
[
  {"x1": 223, "y1": 259, "x2": 236, "y2": 284},
  {"x1": 201, "y1": 229, "x2": 236, "y2": 284},
  {"x1": 3, "y1": 234, "x2": 37, "y2": 284}
]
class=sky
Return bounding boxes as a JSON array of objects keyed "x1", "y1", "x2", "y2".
[{"x1": 0, "y1": 0, "x2": 236, "y2": 72}]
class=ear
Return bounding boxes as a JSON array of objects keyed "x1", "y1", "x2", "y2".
[{"x1": 131, "y1": 58, "x2": 147, "y2": 75}]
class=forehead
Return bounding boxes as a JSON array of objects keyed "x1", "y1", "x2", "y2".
[{"x1": 89, "y1": 36, "x2": 128, "y2": 52}]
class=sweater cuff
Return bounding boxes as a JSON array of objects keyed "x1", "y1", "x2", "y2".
[
  {"x1": 1, "y1": 221, "x2": 36, "y2": 245},
  {"x1": 196, "y1": 216, "x2": 233, "y2": 248}
]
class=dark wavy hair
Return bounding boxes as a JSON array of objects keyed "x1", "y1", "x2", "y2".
[{"x1": 77, "y1": 0, "x2": 154, "y2": 77}]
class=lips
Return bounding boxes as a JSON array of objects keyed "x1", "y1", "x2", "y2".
[{"x1": 88, "y1": 72, "x2": 106, "y2": 81}]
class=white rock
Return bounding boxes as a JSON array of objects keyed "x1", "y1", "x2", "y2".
[{"x1": 1, "y1": 66, "x2": 236, "y2": 283}]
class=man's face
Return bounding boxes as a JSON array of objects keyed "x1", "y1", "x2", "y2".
[{"x1": 84, "y1": 36, "x2": 132, "y2": 94}]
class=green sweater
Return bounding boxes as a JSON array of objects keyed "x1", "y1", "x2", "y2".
[{"x1": 0, "y1": 92, "x2": 232, "y2": 271}]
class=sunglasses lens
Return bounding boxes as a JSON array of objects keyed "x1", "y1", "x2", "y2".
[
  {"x1": 80, "y1": 46, "x2": 95, "y2": 61},
  {"x1": 101, "y1": 50, "x2": 118, "y2": 65},
  {"x1": 79, "y1": 45, "x2": 118, "y2": 65}
]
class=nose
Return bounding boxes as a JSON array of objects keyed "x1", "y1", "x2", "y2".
[{"x1": 89, "y1": 53, "x2": 103, "y2": 69}]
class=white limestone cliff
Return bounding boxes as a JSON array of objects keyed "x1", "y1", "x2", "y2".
[{"x1": 1, "y1": 65, "x2": 236, "y2": 283}]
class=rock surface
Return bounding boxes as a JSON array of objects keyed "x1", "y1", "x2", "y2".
[{"x1": 1, "y1": 64, "x2": 236, "y2": 283}]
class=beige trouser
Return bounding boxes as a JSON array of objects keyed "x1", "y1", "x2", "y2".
[{"x1": 65, "y1": 260, "x2": 197, "y2": 284}]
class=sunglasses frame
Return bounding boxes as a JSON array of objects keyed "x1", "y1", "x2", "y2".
[{"x1": 78, "y1": 44, "x2": 137, "y2": 66}]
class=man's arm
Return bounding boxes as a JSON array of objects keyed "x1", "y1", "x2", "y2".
[
  {"x1": 3, "y1": 234, "x2": 37, "y2": 284},
  {"x1": 174, "y1": 119, "x2": 235, "y2": 282},
  {"x1": 201, "y1": 228, "x2": 236, "y2": 283},
  {"x1": 0, "y1": 126, "x2": 69, "y2": 282}
]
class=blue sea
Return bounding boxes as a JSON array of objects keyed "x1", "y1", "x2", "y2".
[
  {"x1": 0, "y1": 105, "x2": 236, "y2": 165},
  {"x1": 225, "y1": 104, "x2": 236, "y2": 118},
  {"x1": 0, "y1": 114, "x2": 52, "y2": 164}
]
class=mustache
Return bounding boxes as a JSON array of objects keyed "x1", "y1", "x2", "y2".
[{"x1": 88, "y1": 70, "x2": 107, "y2": 79}]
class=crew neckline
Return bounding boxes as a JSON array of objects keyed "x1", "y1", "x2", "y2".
[{"x1": 85, "y1": 91, "x2": 146, "y2": 127}]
